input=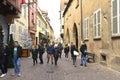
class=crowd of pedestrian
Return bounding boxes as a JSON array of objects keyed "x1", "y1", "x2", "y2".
[{"x1": 0, "y1": 39, "x2": 88, "y2": 78}]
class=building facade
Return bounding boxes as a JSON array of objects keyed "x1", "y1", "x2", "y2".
[
  {"x1": 0, "y1": 0, "x2": 22, "y2": 43},
  {"x1": 60, "y1": 0, "x2": 68, "y2": 42},
  {"x1": 10, "y1": 0, "x2": 30, "y2": 48},
  {"x1": 63, "y1": 0, "x2": 120, "y2": 71},
  {"x1": 28, "y1": 0, "x2": 37, "y2": 45},
  {"x1": 36, "y1": 8, "x2": 47, "y2": 44},
  {"x1": 63, "y1": 0, "x2": 81, "y2": 48}
]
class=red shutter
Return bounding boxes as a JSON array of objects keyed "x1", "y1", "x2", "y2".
[{"x1": 21, "y1": 0, "x2": 26, "y2": 4}]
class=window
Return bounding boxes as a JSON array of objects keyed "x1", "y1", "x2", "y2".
[
  {"x1": 23, "y1": 5, "x2": 26, "y2": 18},
  {"x1": 111, "y1": 0, "x2": 120, "y2": 36},
  {"x1": 11, "y1": 24, "x2": 16, "y2": 40},
  {"x1": 84, "y1": 17, "x2": 89, "y2": 39},
  {"x1": 93, "y1": 9, "x2": 101, "y2": 38},
  {"x1": 19, "y1": 26, "x2": 22, "y2": 42}
]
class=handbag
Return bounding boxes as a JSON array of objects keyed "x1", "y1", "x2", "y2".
[{"x1": 73, "y1": 51, "x2": 79, "y2": 56}]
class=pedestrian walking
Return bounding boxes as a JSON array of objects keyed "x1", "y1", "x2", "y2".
[
  {"x1": 80, "y1": 41, "x2": 87, "y2": 67},
  {"x1": 12, "y1": 41, "x2": 22, "y2": 77},
  {"x1": 31, "y1": 45, "x2": 38, "y2": 66},
  {"x1": 0, "y1": 43, "x2": 9, "y2": 77},
  {"x1": 53, "y1": 43, "x2": 59, "y2": 66},
  {"x1": 58, "y1": 42, "x2": 63, "y2": 58},
  {"x1": 38, "y1": 42, "x2": 45, "y2": 64},
  {"x1": 47, "y1": 42, "x2": 54, "y2": 64},
  {"x1": 64, "y1": 44, "x2": 69, "y2": 59},
  {"x1": 72, "y1": 45, "x2": 78, "y2": 67}
]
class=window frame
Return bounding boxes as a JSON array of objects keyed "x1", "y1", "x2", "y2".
[
  {"x1": 83, "y1": 17, "x2": 89, "y2": 40},
  {"x1": 93, "y1": 8, "x2": 102, "y2": 39},
  {"x1": 111, "y1": 0, "x2": 120, "y2": 37}
]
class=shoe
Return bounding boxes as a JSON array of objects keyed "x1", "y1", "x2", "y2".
[
  {"x1": 17, "y1": 74, "x2": 21, "y2": 77},
  {"x1": 80, "y1": 64, "x2": 83, "y2": 66},
  {"x1": 85, "y1": 65, "x2": 87, "y2": 67},
  {"x1": 74, "y1": 65, "x2": 77, "y2": 67},
  {"x1": 51, "y1": 62, "x2": 53, "y2": 64},
  {"x1": 0, "y1": 74, "x2": 6, "y2": 77}
]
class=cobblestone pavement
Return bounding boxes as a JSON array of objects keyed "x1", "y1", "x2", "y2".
[{"x1": 0, "y1": 53, "x2": 120, "y2": 80}]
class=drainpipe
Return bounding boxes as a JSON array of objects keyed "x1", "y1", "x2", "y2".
[{"x1": 80, "y1": 0, "x2": 83, "y2": 41}]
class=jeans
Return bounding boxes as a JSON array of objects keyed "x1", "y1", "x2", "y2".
[
  {"x1": 13, "y1": 58, "x2": 21, "y2": 74},
  {"x1": 81, "y1": 55, "x2": 87, "y2": 66}
]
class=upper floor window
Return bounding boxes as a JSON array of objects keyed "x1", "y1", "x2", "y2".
[
  {"x1": 84, "y1": 17, "x2": 89, "y2": 40},
  {"x1": 93, "y1": 9, "x2": 101, "y2": 38},
  {"x1": 111, "y1": 0, "x2": 120, "y2": 36},
  {"x1": 23, "y1": 5, "x2": 26, "y2": 18}
]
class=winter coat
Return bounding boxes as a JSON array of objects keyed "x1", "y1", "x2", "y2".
[
  {"x1": 12, "y1": 45, "x2": 22, "y2": 59},
  {"x1": 80, "y1": 44, "x2": 87, "y2": 56},
  {"x1": 38, "y1": 44, "x2": 45, "y2": 54},
  {"x1": 47, "y1": 45, "x2": 54, "y2": 54},
  {"x1": 64, "y1": 46, "x2": 69, "y2": 54},
  {"x1": 53, "y1": 47, "x2": 59, "y2": 58},
  {"x1": 31, "y1": 48, "x2": 38, "y2": 59}
]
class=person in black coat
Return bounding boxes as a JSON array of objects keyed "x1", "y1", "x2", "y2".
[
  {"x1": 31, "y1": 45, "x2": 38, "y2": 66},
  {"x1": 64, "y1": 44, "x2": 69, "y2": 58},
  {"x1": 0, "y1": 43, "x2": 9, "y2": 77},
  {"x1": 53, "y1": 44, "x2": 59, "y2": 66},
  {"x1": 58, "y1": 43, "x2": 63, "y2": 58},
  {"x1": 80, "y1": 41, "x2": 87, "y2": 67},
  {"x1": 38, "y1": 42, "x2": 45, "y2": 64}
]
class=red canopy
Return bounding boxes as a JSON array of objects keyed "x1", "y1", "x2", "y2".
[{"x1": 21, "y1": 0, "x2": 26, "y2": 4}]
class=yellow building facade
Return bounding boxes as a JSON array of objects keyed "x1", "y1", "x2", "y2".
[
  {"x1": 10, "y1": 0, "x2": 29, "y2": 48},
  {"x1": 64, "y1": 0, "x2": 120, "y2": 71},
  {"x1": 36, "y1": 8, "x2": 47, "y2": 44}
]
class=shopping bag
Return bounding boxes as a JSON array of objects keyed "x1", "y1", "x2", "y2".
[{"x1": 73, "y1": 51, "x2": 79, "y2": 56}]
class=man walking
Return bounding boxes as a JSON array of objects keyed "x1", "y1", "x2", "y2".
[
  {"x1": 38, "y1": 42, "x2": 45, "y2": 64},
  {"x1": 80, "y1": 41, "x2": 87, "y2": 67},
  {"x1": 12, "y1": 41, "x2": 22, "y2": 77}
]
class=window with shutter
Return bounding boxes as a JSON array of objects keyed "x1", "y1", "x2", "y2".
[
  {"x1": 84, "y1": 17, "x2": 89, "y2": 40},
  {"x1": 112, "y1": 0, "x2": 120, "y2": 36},
  {"x1": 93, "y1": 9, "x2": 101, "y2": 38}
]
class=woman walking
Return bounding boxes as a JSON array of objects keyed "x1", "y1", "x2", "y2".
[
  {"x1": 64, "y1": 44, "x2": 69, "y2": 59},
  {"x1": 31, "y1": 45, "x2": 38, "y2": 66}
]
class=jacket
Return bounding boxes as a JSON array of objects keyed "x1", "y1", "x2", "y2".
[
  {"x1": 47, "y1": 45, "x2": 54, "y2": 54},
  {"x1": 32, "y1": 48, "x2": 38, "y2": 59},
  {"x1": 12, "y1": 45, "x2": 22, "y2": 59}
]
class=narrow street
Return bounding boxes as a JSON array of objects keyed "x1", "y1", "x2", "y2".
[{"x1": 0, "y1": 53, "x2": 120, "y2": 80}]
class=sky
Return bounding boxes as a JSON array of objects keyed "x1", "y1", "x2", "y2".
[{"x1": 38, "y1": 0, "x2": 61, "y2": 39}]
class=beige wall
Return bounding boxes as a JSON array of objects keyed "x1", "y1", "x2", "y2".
[
  {"x1": 64, "y1": 0, "x2": 81, "y2": 47},
  {"x1": 64, "y1": 0, "x2": 120, "y2": 71}
]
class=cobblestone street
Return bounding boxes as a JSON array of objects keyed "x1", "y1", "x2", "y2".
[{"x1": 0, "y1": 53, "x2": 120, "y2": 80}]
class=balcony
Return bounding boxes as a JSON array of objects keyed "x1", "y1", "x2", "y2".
[{"x1": 0, "y1": 0, "x2": 21, "y2": 17}]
